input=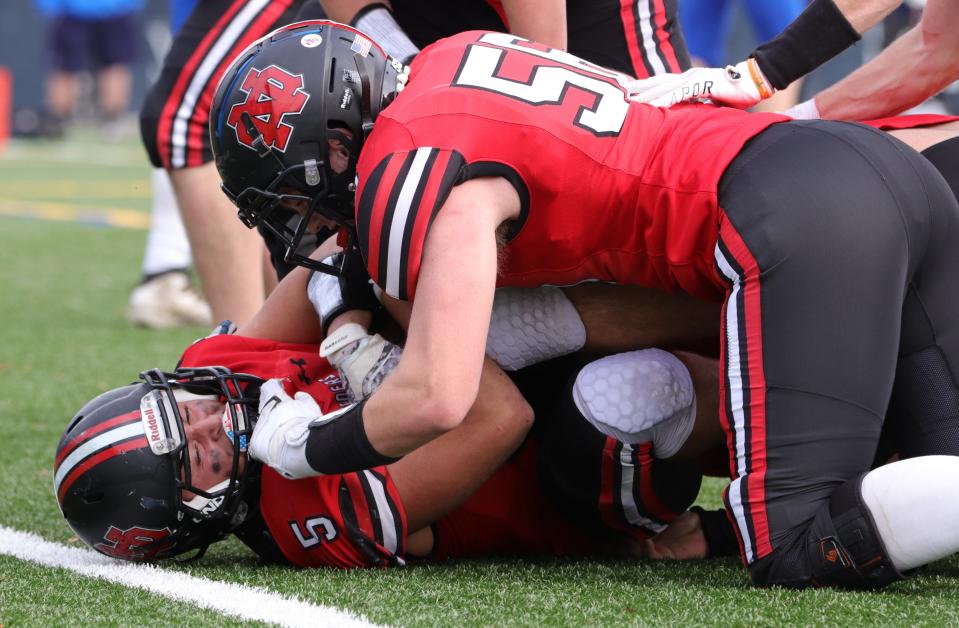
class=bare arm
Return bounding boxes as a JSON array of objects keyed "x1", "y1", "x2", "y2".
[
  {"x1": 499, "y1": 0, "x2": 567, "y2": 50},
  {"x1": 363, "y1": 177, "x2": 521, "y2": 457},
  {"x1": 816, "y1": 0, "x2": 959, "y2": 120},
  {"x1": 236, "y1": 237, "x2": 353, "y2": 343},
  {"x1": 390, "y1": 358, "x2": 533, "y2": 538}
]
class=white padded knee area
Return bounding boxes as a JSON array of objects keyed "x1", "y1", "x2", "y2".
[
  {"x1": 572, "y1": 348, "x2": 695, "y2": 457},
  {"x1": 486, "y1": 287, "x2": 586, "y2": 371},
  {"x1": 861, "y1": 455, "x2": 959, "y2": 572}
]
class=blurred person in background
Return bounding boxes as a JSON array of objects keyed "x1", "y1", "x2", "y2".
[
  {"x1": 678, "y1": 0, "x2": 807, "y2": 112},
  {"x1": 139, "y1": 0, "x2": 690, "y2": 328},
  {"x1": 127, "y1": 0, "x2": 213, "y2": 330},
  {"x1": 34, "y1": 0, "x2": 145, "y2": 137}
]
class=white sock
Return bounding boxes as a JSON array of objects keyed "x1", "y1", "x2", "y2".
[
  {"x1": 861, "y1": 455, "x2": 959, "y2": 572},
  {"x1": 141, "y1": 168, "x2": 192, "y2": 277}
]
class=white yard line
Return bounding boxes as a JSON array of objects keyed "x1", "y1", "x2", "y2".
[{"x1": 0, "y1": 526, "x2": 379, "y2": 628}]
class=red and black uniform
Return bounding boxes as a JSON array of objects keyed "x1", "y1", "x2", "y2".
[
  {"x1": 142, "y1": 0, "x2": 687, "y2": 170},
  {"x1": 141, "y1": 0, "x2": 305, "y2": 169},
  {"x1": 179, "y1": 335, "x2": 695, "y2": 567},
  {"x1": 355, "y1": 33, "x2": 959, "y2": 588},
  {"x1": 392, "y1": 0, "x2": 688, "y2": 77}
]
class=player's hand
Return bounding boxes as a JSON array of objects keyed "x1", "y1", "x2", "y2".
[
  {"x1": 320, "y1": 323, "x2": 402, "y2": 401},
  {"x1": 627, "y1": 59, "x2": 774, "y2": 109},
  {"x1": 641, "y1": 510, "x2": 709, "y2": 560},
  {"x1": 249, "y1": 379, "x2": 324, "y2": 479}
]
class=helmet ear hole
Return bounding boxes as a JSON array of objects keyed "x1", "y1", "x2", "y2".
[{"x1": 65, "y1": 414, "x2": 85, "y2": 433}]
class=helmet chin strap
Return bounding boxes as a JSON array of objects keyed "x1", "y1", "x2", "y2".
[{"x1": 182, "y1": 479, "x2": 231, "y2": 516}]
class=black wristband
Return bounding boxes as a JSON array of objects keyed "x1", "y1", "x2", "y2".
[
  {"x1": 750, "y1": 0, "x2": 860, "y2": 90},
  {"x1": 691, "y1": 506, "x2": 740, "y2": 558},
  {"x1": 304, "y1": 399, "x2": 401, "y2": 474}
]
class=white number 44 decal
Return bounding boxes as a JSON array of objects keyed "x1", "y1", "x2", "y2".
[
  {"x1": 453, "y1": 32, "x2": 631, "y2": 136},
  {"x1": 290, "y1": 516, "x2": 337, "y2": 548}
]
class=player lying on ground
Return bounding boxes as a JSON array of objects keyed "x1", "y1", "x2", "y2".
[
  {"x1": 210, "y1": 21, "x2": 959, "y2": 589},
  {"x1": 55, "y1": 252, "x2": 711, "y2": 566}
]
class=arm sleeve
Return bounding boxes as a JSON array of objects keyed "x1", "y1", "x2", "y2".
[{"x1": 750, "y1": 0, "x2": 861, "y2": 90}]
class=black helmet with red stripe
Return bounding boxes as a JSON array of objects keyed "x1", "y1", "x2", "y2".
[
  {"x1": 54, "y1": 367, "x2": 260, "y2": 561},
  {"x1": 209, "y1": 19, "x2": 408, "y2": 275}
]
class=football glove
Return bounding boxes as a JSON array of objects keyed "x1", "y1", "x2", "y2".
[
  {"x1": 249, "y1": 378, "x2": 333, "y2": 479},
  {"x1": 320, "y1": 323, "x2": 402, "y2": 401},
  {"x1": 307, "y1": 250, "x2": 380, "y2": 337},
  {"x1": 627, "y1": 59, "x2": 774, "y2": 109}
]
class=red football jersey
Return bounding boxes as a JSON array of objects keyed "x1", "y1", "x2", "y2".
[
  {"x1": 177, "y1": 335, "x2": 604, "y2": 567},
  {"x1": 356, "y1": 31, "x2": 787, "y2": 302}
]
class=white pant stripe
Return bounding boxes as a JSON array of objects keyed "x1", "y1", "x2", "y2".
[
  {"x1": 715, "y1": 243, "x2": 755, "y2": 563},
  {"x1": 636, "y1": 0, "x2": 667, "y2": 76},
  {"x1": 170, "y1": 0, "x2": 272, "y2": 168},
  {"x1": 618, "y1": 445, "x2": 666, "y2": 534}
]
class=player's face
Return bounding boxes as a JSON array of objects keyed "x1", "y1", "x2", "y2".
[{"x1": 178, "y1": 399, "x2": 244, "y2": 497}]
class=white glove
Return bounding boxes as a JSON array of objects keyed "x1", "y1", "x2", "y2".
[
  {"x1": 320, "y1": 323, "x2": 401, "y2": 401},
  {"x1": 780, "y1": 98, "x2": 821, "y2": 120},
  {"x1": 249, "y1": 379, "x2": 329, "y2": 479},
  {"x1": 627, "y1": 59, "x2": 774, "y2": 109}
]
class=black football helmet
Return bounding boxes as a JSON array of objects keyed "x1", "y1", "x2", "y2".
[
  {"x1": 210, "y1": 20, "x2": 408, "y2": 275},
  {"x1": 54, "y1": 367, "x2": 261, "y2": 562}
]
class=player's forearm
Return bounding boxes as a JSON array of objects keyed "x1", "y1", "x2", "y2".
[
  {"x1": 500, "y1": 0, "x2": 567, "y2": 50},
  {"x1": 391, "y1": 359, "x2": 533, "y2": 532},
  {"x1": 816, "y1": 11, "x2": 959, "y2": 120}
]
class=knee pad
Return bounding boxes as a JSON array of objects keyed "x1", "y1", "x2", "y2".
[
  {"x1": 537, "y1": 375, "x2": 701, "y2": 538},
  {"x1": 572, "y1": 349, "x2": 695, "y2": 458}
]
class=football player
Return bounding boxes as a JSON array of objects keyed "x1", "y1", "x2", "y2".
[
  {"x1": 140, "y1": 0, "x2": 691, "y2": 327},
  {"x1": 55, "y1": 255, "x2": 705, "y2": 565},
  {"x1": 209, "y1": 21, "x2": 959, "y2": 589}
]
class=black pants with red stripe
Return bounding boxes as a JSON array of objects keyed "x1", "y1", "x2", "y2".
[
  {"x1": 391, "y1": 0, "x2": 689, "y2": 77},
  {"x1": 140, "y1": 0, "x2": 305, "y2": 169},
  {"x1": 714, "y1": 120, "x2": 959, "y2": 587},
  {"x1": 515, "y1": 356, "x2": 702, "y2": 542},
  {"x1": 140, "y1": 0, "x2": 687, "y2": 169}
]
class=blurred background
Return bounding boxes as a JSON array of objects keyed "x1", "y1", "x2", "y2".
[{"x1": 0, "y1": 0, "x2": 954, "y2": 142}]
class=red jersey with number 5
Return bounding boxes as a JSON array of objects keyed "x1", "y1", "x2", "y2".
[{"x1": 356, "y1": 31, "x2": 787, "y2": 302}]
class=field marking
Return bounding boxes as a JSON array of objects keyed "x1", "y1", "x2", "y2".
[
  {"x1": 0, "y1": 526, "x2": 379, "y2": 628},
  {"x1": 0, "y1": 199, "x2": 149, "y2": 229}
]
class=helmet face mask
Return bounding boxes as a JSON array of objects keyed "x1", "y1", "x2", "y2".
[
  {"x1": 55, "y1": 367, "x2": 262, "y2": 562},
  {"x1": 210, "y1": 20, "x2": 404, "y2": 276}
]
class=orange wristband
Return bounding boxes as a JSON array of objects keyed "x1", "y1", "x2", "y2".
[{"x1": 747, "y1": 58, "x2": 775, "y2": 100}]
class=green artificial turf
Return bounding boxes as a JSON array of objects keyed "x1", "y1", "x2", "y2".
[{"x1": 3, "y1": 133, "x2": 959, "y2": 627}]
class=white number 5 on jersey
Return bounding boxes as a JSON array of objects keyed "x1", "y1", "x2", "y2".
[{"x1": 453, "y1": 32, "x2": 630, "y2": 136}]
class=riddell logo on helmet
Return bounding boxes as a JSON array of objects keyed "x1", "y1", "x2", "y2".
[
  {"x1": 227, "y1": 64, "x2": 311, "y2": 153},
  {"x1": 143, "y1": 406, "x2": 161, "y2": 443}
]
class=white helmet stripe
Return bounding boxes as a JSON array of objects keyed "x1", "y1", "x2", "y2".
[{"x1": 53, "y1": 423, "x2": 145, "y2": 496}]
